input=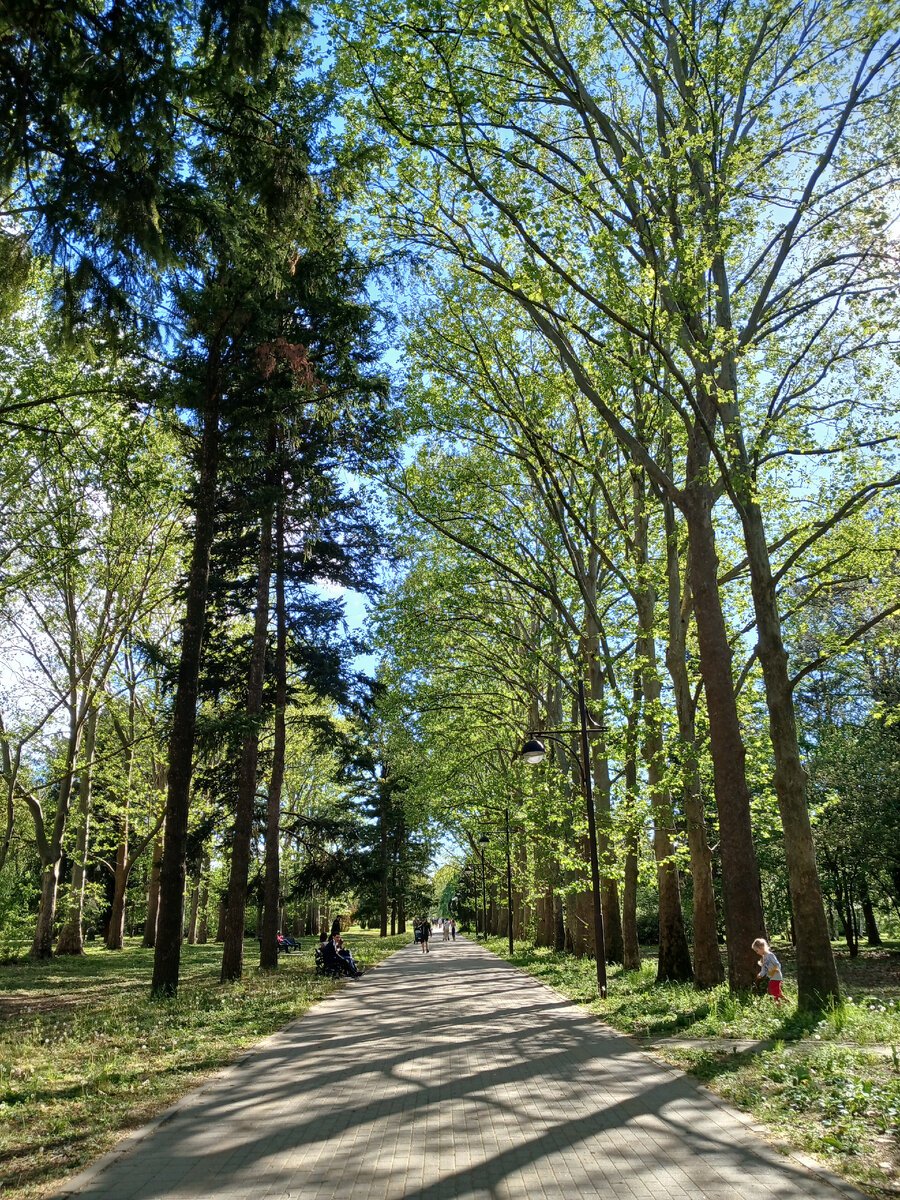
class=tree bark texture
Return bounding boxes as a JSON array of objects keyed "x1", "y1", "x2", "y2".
[
  {"x1": 197, "y1": 858, "x2": 210, "y2": 944},
  {"x1": 379, "y1": 777, "x2": 389, "y2": 937},
  {"x1": 633, "y1": 467, "x2": 692, "y2": 983},
  {"x1": 0, "y1": 715, "x2": 15, "y2": 878},
  {"x1": 106, "y1": 841, "x2": 130, "y2": 950},
  {"x1": 621, "y1": 676, "x2": 642, "y2": 970},
  {"x1": 143, "y1": 830, "x2": 164, "y2": 948},
  {"x1": 662, "y1": 493, "x2": 724, "y2": 988},
  {"x1": 742, "y1": 500, "x2": 840, "y2": 1004},
  {"x1": 56, "y1": 708, "x2": 99, "y2": 955},
  {"x1": 586, "y1": 601, "x2": 624, "y2": 963},
  {"x1": 860, "y1": 879, "x2": 881, "y2": 947},
  {"x1": 152, "y1": 395, "x2": 220, "y2": 996},
  {"x1": 260, "y1": 494, "x2": 287, "y2": 970},
  {"x1": 684, "y1": 482, "x2": 765, "y2": 990},
  {"x1": 552, "y1": 891, "x2": 566, "y2": 952},
  {"x1": 220, "y1": 491, "x2": 275, "y2": 982},
  {"x1": 29, "y1": 713, "x2": 82, "y2": 959},
  {"x1": 187, "y1": 860, "x2": 201, "y2": 943}
]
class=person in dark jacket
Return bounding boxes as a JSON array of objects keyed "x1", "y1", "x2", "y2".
[
  {"x1": 323, "y1": 934, "x2": 357, "y2": 977},
  {"x1": 420, "y1": 917, "x2": 431, "y2": 953}
]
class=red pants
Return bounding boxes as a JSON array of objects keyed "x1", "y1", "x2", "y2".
[{"x1": 768, "y1": 979, "x2": 783, "y2": 1001}]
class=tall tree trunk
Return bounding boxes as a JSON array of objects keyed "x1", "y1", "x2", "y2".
[
  {"x1": 706, "y1": 254, "x2": 840, "y2": 1003},
  {"x1": 32, "y1": 862, "x2": 62, "y2": 957},
  {"x1": 662, "y1": 491, "x2": 723, "y2": 988},
  {"x1": 0, "y1": 782, "x2": 12, "y2": 880},
  {"x1": 0, "y1": 713, "x2": 16, "y2": 879},
  {"x1": 860, "y1": 878, "x2": 881, "y2": 947},
  {"x1": 143, "y1": 829, "x2": 164, "y2": 948},
  {"x1": 106, "y1": 722, "x2": 136, "y2": 952},
  {"x1": 633, "y1": 464, "x2": 692, "y2": 983},
  {"x1": 106, "y1": 839, "x2": 130, "y2": 950},
  {"x1": 29, "y1": 709, "x2": 82, "y2": 959},
  {"x1": 56, "y1": 708, "x2": 100, "y2": 955},
  {"x1": 379, "y1": 772, "x2": 389, "y2": 937},
  {"x1": 552, "y1": 889, "x2": 565, "y2": 952},
  {"x1": 584, "y1": 636, "x2": 624, "y2": 964},
  {"x1": 196, "y1": 856, "x2": 210, "y2": 944},
  {"x1": 221, "y1": 484, "x2": 275, "y2": 983},
  {"x1": 260, "y1": 492, "x2": 287, "y2": 971},
  {"x1": 642, "y1": 649, "x2": 693, "y2": 985},
  {"x1": 741, "y1": 498, "x2": 840, "y2": 1004},
  {"x1": 187, "y1": 858, "x2": 202, "y2": 944},
  {"x1": 683, "y1": 478, "x2": 766, "y2": 991},
  {"x1": 621, "y1": 672, "x2": 642, "y2": 970},
  {"x1": 152, "y1": 393, "x2": 220, "y2": 997},
  {"x1": 583, "y1": 580, "x2": 624, "y2": 963}
]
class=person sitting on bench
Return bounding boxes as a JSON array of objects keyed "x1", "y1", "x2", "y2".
[
  {"x1": 334, "y1": 934, "x2": 361, "y2": 977},
  {"x1": 322, "y1": 934, "x2": 357, "y2": 977}
]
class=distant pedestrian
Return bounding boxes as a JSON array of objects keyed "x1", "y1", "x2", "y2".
[
  {"x1": 752, "y1": 938, "x2": 783, "y2": 1001},
  {"x1": 420, "y1": 916, "x2": 431, "y2": 953},
  {"x1": 443, "y1": 920, "x2": 451, "y2": 941},
  {"x1": 330, "y1": 916, "x2": 342, "y2": 938},
  {"x1": 450, "y1": 919, "x2": 456, "y2": 941}
]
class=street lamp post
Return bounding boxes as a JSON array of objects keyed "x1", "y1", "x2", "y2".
[{"x1": 521, "y1": 678, "x2": 608, "y2": 998}]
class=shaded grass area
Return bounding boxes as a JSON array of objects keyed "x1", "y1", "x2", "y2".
[
  {"x1": 485, "y1": 937, "x2": 900, "y2": 1199},
  {"x1": 0, "y1": 931, "x2": 410, "y2": 1200}
]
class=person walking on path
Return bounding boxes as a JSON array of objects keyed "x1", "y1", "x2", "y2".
[
  {"x1": 420, "y1": 916, "x2": 431, "y2": 953},
  {"x1": 450, "y1": 918, "x2": 456, "y2": 940},
  {"x1": 443, "y1": 920, "x2": 450, "y2": 941},
  {"x1": 753, "y1": 938, "x2": 784, "y2": 1001}
]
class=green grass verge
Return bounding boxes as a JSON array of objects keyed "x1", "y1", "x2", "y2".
[
  {"x1": 0, "y1": 931, "x2": 410, "y2": 1200},
  {"x1": 483, "y1": 937, "x2": 900, "y2": 1199}
]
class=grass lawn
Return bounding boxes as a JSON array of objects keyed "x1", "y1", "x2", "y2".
[
  {"x1": 483, "y1": 936, "x2": 900, "y2": 1200},
  {"x1": 0, "y1": 930, "x2": 410, "y2": 1200}
]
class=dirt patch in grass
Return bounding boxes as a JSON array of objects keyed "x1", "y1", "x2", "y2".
[{"x1": 0, "y1": 994, "x2": 83, "y2": 1020}]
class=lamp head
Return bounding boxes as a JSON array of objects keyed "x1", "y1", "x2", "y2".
[
  {"x1": 520, "y1": 736, "x2": 546, "y2": 765},
  {"x1": 478, "y1": 833, "x2": 490, "y2": 846}
]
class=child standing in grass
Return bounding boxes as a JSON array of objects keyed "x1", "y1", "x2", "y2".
[{"x1": 752, "y1": 938, "x2": 784, "y2": 1001}]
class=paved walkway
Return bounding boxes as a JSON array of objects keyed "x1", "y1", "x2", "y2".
[{"x1": 58, "y1": 938, "x2": 858, "y2": 1200}]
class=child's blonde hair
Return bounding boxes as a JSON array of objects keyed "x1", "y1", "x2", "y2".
[{"x1": 752, "y1": 938, "x2": 770, "y2": 953}]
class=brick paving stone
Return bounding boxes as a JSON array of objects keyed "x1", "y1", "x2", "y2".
[{"x1": 55, "y1": 937, "x2": 863, "y2": 1200}]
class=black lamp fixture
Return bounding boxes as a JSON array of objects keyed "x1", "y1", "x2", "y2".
[{"x1": 520, "y1": 737, "x2": 547, "y2": 765}]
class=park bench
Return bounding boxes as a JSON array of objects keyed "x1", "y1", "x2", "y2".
[
  {"x1": 277, "y1": 934, "x2": 302, "y2": 954},
  {"x1": 314, "y1": 943, "x2": 346, "y2": 977}
]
